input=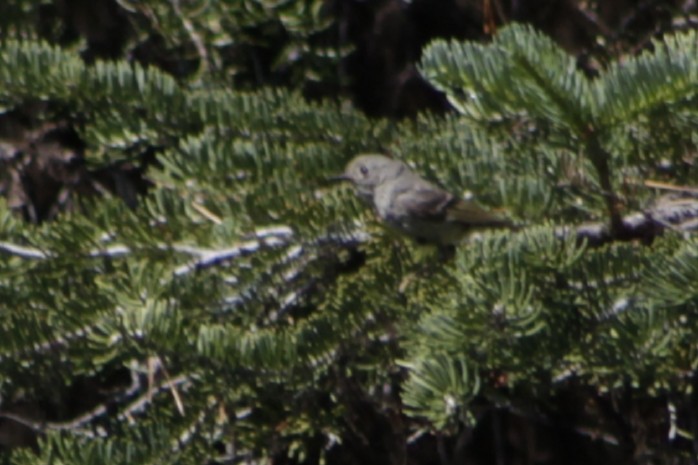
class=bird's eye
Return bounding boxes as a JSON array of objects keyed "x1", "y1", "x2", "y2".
[{"x1": 359, "y1": 165, "x2": 369, "y2": 176}]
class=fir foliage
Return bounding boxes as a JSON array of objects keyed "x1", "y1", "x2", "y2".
[{"x1": 1, "y1": 22, "x2": 698, "y2": 464}]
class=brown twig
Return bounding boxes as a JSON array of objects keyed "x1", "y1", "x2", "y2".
[{"x1": 585, "y1": 136, "x2": 626, "y2": 237}]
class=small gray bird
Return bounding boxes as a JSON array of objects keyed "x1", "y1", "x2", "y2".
[{"x1": 334, "y1": 154, "x2": 512, "y2": 246}]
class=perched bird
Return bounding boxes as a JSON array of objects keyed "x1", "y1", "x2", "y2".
[{"x1": 334, "y1": 154, "x2": 513, "y2": 246}]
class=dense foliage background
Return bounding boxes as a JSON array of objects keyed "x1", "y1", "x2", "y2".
[{"x1": 1, "y1": 1, "x2": 698, "y2": 464}]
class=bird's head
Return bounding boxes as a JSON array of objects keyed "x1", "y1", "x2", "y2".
[{"x1": 333, "y1": 154, "x2": 406, "y2": 202}]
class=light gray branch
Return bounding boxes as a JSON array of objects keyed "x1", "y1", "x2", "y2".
[
  {"x1": 0, "y1": 242, "x2": 48, "y2": 259},
  {"x1": 566, "y1": 196, "x2": 698, "y2": 246}
]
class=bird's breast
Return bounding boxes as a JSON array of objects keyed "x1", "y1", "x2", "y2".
[{"x1": 373, "y1": 181, "x2": 405, "y2": 222}]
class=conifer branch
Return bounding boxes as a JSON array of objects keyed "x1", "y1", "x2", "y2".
[
  {"x1": 0, "y1": 370, "x2": 190, "y2": 438},
  {"x1": 0, "y1": 324, "x2": 97, "y2": 362},
  {"x1": 570, "y1": 195, "x2": 698, "y2": 245},
  {"x1": 585, "y1": 135, "x2": 625, "y2": 235},
  {"x1": 0, "y1": 242, "x2": 49, "y2": 259},
  {"x1": 172, "y1": 227, "x2": 294, "y2": 276}
]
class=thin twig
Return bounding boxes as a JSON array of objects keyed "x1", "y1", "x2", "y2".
[
  {"x1": 191, "y1": 201, "x2": 222, "y2": 224},
  {"x1": 117, "y1": 374, "x2": 190, "y2": 422},
  {"x1": 157, "y1": 355, "x2": 186, "y2": 416},
  {"x1": 644, "y1": 180, "x2": 698, "y2": 195},
  {"x1": 171, "y1": 0, "x2": 208, "y2": 80},
  {"x1": 0, "y1": 369, "x2": 141, "y2": 438}
]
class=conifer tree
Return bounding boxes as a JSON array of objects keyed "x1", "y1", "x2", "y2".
[{"x1": 1, "y1": 4, "x2": 698, "y2": 465}]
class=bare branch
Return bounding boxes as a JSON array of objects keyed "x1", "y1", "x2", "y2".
[
  {"x1": 570, "y1": 196, "x2": 698, "y2": 246},
  {"x1": 0, "y1": 242, "x2": 48, "y2": 259}
]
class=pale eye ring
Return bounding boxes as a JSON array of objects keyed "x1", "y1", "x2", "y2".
[{"x1": 359, "y1": 165, "x2": 369, "y2": 176}]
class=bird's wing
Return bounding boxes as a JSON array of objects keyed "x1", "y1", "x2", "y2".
[
  {"x1": 444, "y1": 198, "x2": 513, "y2": 228},
  {"x1": 395, "y1": 182, "x2": 454, "y2": 221},
  {"x1": 398, "y1": 181, "x2": 511, "y2": 228}
]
